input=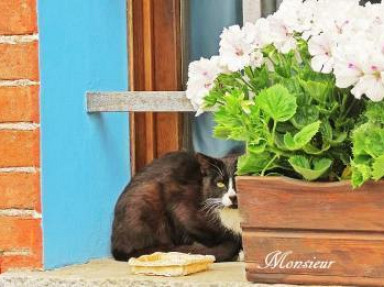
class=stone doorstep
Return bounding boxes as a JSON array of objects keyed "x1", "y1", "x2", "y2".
[{"x1": 0, "y1": 260, "x2": 342, "y2": 287}]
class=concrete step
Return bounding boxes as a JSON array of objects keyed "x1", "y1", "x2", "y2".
[{"x1": 0, "y1": 260, "x2": 316, "y2": 287}]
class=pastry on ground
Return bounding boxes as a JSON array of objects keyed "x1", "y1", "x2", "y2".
[{"x1": 128, "y1": 252, "x2": 216, "y2": 277}]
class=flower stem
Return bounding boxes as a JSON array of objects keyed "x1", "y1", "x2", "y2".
[
  {"x1": 271, "y1": 120, "x2": 277, "y2": 144},
  {"x1": 261, "y1": 154, "x2": 279, "y2": 176}
]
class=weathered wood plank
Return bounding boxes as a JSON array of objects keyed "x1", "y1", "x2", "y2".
[
  {"x1": 243, "y1": 0, "x2": 262, "y2": 23},
  {"x1": 237, "y1": 176, "x2": 384, "y2": 286},
  {"x1": 86, "y1": 91, "x2": 195, "y2": 112},
  {"x1": 237, "y1": 177, "x2": 384, "y2": 232}
]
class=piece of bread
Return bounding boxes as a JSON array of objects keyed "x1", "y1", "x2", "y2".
[{"x1": 128, "y1": 252, "x2": 216, "y2": 277}]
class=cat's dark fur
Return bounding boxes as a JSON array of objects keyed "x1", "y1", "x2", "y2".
[{"x1": 111, "y1": 151, "x2": 241, "y2": 262}]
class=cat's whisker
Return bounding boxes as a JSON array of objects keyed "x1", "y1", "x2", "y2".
[
  {"x1": 202, "y1": 198, "x2": 224, "y2": 216},
  {"x1": 201, "y1": 202, "x2": 212, "y2": 211},
  {"x1": 202, "y1": 202, "x2": 215, "y2": 212},
  {"x1": 205, "y1": 206, "x2": 218, "y2": 220},
  {"x1": 204, "y1": 199, "x2": 221, "y2": 207}
]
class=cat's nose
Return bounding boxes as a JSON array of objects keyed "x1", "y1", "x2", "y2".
[{"x1": 229, "y1": 195, "x2": 238, "y2": 207}]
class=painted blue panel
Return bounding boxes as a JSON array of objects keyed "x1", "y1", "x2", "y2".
[{"x1": 38, "y1": 0, "x2": 130, "y2": 268}]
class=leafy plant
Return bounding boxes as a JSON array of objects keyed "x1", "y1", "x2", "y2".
[
  {"x1": 205, "y1": 42, "x2": 363, "y2": 184},
  {"x1": 186, "y1": 0, "x2": 384, "y2": 188},
  {"x1": 351, "y1": 102, "x2": 384, "y2": 187}
]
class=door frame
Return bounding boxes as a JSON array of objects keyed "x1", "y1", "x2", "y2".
[{"x1": 128, "y1": 0, "x2": 187, "y2": 173}]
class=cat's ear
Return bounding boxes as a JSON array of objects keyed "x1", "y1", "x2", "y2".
[{"x1": 195, "y1": 153, "x2": 220, "y2": 176}]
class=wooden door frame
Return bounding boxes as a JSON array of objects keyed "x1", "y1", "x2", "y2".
[{"x1": 128, "y1": 0, "x2": 186, "y2": 174}]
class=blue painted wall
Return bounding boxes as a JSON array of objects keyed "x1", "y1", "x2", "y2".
[{"x1": 38, "y1": 0, "x2": 130, "y2": 269}]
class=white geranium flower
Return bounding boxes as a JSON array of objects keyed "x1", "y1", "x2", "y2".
[
  {"x1": 352, "y1": 74, "x2": 384, "y2": 102},
  {"x1": 186, "y1": 56, "x2": 222, "y2": 111},
  {"x1": 185, "y1": 0, "x2": 384, "y2": 110},
  {"x1": 268, "y1": 17, "x2": 297, "y2": 54},
  {"x1": 250, "y1": 50, "x2": 264, "y2": 68},
  {"x1": 333, "y1": 25, "x2": 384, "y2": 102},
  {"x1": 364, "y1": 1, "x2": 384, "y2": 29},
  {"x1": 310, "y1": 0, "x2": 361, "y2": 37},
  {"x1": 308, "y1": 34, "x2": 335, "y2": 73},
  {"x1": 351, "y1": 62, "x2": 384, "y2": 102},
  {"x1": 334, "y1": 58, "x2": 363, "y2": 89},
  {"x1": 255, "y1": 18, "x2": 274, "y2": 47},
  {"x1": 219, "y1": 25, "x2": 255, "y2": 72},
  {"x1": 379, "y1": 34, "x2": 384, "y2": 55},
  {"x1": 243, "y1": 18, "x2": 274, "y2": 47},
  {"x1": 275, "y1": 0, "x2": 314, "y2": 34},
  {"x1": 333, "y1": 43, "x2": 366, "y2": 89},
  {"x1": 242, "y1": 22, "x2": 263, "y2": 49}
]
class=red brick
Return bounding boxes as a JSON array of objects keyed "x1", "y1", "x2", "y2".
[
  {"x1": 0, "y1": 217, "x2": 42, "y2": 272},
  {"x1": 0, "y1": 130, "x2": 40, "y2": 167},
  {"x1": 0, "y1": 173, "x2": 40, "y2": 211},
  {"x1": 0, "y1": 86, "x2": 39, "y2": 122},
  {"x1": 0, "y1": 42, "x2": 39, "y2": 80},
  {"x1": 0, "y1": 218, "x2": 41, "y2": 252},
  {"x1": 0, "y1": 253, "x2": 42, "y2": 272},
  {"x1": 0, "y1": 0, "x2": 37, "y2": 35}
]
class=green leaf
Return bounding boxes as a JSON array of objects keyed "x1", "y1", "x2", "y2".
[
  {"x1": 274, "y1": 133, "x2": 288, "y2": 150},
  {"x1": 329, "y1": 132, "x2": 348, "y2": 146},
  {"x1": 352, "y1": 123, "x2": 384, "y2": 158},
  {"x1": 372, "y1": 155, "x2": 384, "y2": 181},
  {"x1": 248, "y1": 139, "x2": 267, "y2": 154},
  {"x1": 288, "y1": 156, "x2": 332, "y2": 181},
  {"x1": 365, "y1": 101, "x2": 384, "y2": 124},
  {"x1": 256, "y1": 84, "x2": 297, "y2": 122},
  {"x1": 249, "y1": 65, "x2": 270, "y2": 92},
  {"x1": 303, "y1": 143, "x2": 330, "y2": 155},
  {"x1": 320, "y1": 121, "x2": 333, "y2": 143},
  {"x1": 204, "y1": 90, "x2": 222, "y2": 108},
  {"x1": 351, "y1": 163, "x2": 372, "y2": 188},
  {"x1": 353, "y1": 154, "x2": 372, "y2": 165},
  {"x1": 299, "y1": 79, "x2": 332, "y2": 104},
  {"x1": 291, "y1": 105, "x2": 319, "y2": 129},
  {"x1": 284, "y1": 121, "x2": 321, "y2": 151},
  {"x1": 241, "y1": 100, "x2": 253, "y2": 114},
  {"x1": 237, "y1": 153, "x2": 276, "y2": 175},
  {"x1": 213, "y1": 125, "x2": 232, "y2": 139}
]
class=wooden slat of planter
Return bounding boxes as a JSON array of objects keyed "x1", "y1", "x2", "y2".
[
  {"x1": 237, "y1": 177, "x2": 384, "y2": 232},
  {"x1": 243, "y1": 231, "x2": 384, "y2": 277},
  {"x1": 86, "y1": 91, "x2": 195, "y2": 112},
  {"x1": 246, "y1": 272, "x2": 384, "y2": 286}
]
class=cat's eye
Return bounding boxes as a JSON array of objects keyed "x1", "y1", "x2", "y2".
[{"x1": 217, "y1": 182, "x2": 225, "y2": 188}]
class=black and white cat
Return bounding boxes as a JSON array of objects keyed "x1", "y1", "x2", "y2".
[{"x1": 111, "y1": 152, "x2": 242, "y2": 262}]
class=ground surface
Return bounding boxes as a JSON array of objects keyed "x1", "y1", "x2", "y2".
[{"x1": 0, "y1": 260, "x2": 341, "y2": 287}]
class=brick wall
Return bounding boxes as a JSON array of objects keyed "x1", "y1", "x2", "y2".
[{"x1": 0, "y1": 0, "x2": 42, "y2": 272}]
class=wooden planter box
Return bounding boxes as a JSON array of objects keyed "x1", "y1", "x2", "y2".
[{"x1": 236, "y1": 176, "x2": 384, "y2": 286}]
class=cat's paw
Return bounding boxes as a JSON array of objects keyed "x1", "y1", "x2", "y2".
[{"x1": 237, "y1": 250, "x2": 244, "y2": 262}]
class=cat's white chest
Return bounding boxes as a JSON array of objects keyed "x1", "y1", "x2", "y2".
[{"x1": 218, "y1": 208, "x2": 243, "y2": 234}]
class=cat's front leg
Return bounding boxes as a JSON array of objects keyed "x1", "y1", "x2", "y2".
[
  {"x1": 174, "y1": 203, "x2": 241, "y2": 247},
  {"x1": 173, "y1": 238, "x2": 241, "y2": 262}
]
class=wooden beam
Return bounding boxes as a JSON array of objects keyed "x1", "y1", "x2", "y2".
[
  {"x1": 243, "y1": 0, "x2": 262, "y2": 23},
  {"x1": 87, "y1": 91, "x2": 195, "y2": 112},
  {"x1": 128, "y1": 0, "x2": 185, "y2": 173}
]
